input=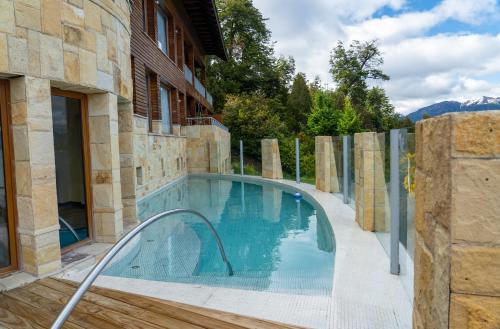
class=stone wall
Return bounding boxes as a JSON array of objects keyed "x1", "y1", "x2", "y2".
[
  {"x1": 261, "y1": 139, "x2": 283, "y2": 180},
  {"x1": 133, "y1": 115, "x2": 187, "y2": 200},
  {"x1": 354, "y1": 132, "x2": 386, "y2": 232},
  {"x1": 413, "y1": 111, "x2": 500, "y2": 329},
  {"x1": 182, "y1": 125, "x2": 231, "y2": 174},
  {"x1": 0, "y1": 0, "x2": 132, "y2": 99},
  {"x1": 315, "y1": 136, "x2": 341, "y2": 193}
]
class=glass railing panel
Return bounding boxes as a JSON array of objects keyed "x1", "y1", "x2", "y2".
[
  {"x1": 331, "y1": 136, "x2": 343, "y2": 197},
  {"x1": 398, "y1": 129, "x2": 416, "y2": 301},
  {"x1": 194, "y1": 77, "x2": 206, "y2": 97},
  {"x1": 347, "y1": 135, "x2": 355, "y2": 208},
  {"x1": 207, "y1": 92, "x2": 213, "y2": 106},
  {"x1": 184, "y1": 65, "x2": 193, "y2": 84},
  {"x1": 374, "y1": 132, "x2": 391, "y2": 257}
]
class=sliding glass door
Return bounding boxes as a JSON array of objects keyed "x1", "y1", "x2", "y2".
[
  {"x1": 51, "y1": 90, "x2": 92, "y2": 250},
  {"x1": 0, "y1": 80, "x2": 17, "y2": 274}
]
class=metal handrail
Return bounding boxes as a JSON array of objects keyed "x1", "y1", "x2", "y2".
[
  {"x1": 51, "y1": 209, "x2": 234, "y2": 329},
  {"x1": 186, "y1": 116, "x2": 229, "y2": 132},
  {"x1": 58, "y1": 216, "x2": 81, "y2": 242}
]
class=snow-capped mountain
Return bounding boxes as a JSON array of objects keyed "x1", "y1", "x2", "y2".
[{"x1": 408, "y1": 96, "x2": 500, "y2": 122}]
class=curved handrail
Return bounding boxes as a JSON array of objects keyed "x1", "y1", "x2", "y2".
[
  {"x1": 58, "y1": 216, "x2": 81, "y2": 242},
  {"x1": 51, "y1": 209, "x2": 234, "y2": 329}
]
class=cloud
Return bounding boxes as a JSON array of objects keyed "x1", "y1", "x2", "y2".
[{"x1": 252, "y1": 0, "x2": 500, "y2": 113}]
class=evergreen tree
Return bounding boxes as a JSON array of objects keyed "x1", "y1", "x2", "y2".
[
  {"x1": 286, "y1": 73, "x2": 312, "y2": 132},
  {"x1": 337, "y1": 98, "x2": 362, "y2": 135}
]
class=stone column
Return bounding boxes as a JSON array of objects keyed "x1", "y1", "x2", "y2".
[
  {"x1": 10, "y1": 76, "x2": 61, "y2": 276},
  {"x1": 261, "y1": 139, "x2": 283, "y2": 179},
  {"x1": 413, "y1": 112, "x2": 500, "y2": 329},
  {"x1": 88, "y1": 93, "x2": 123, "y2": 243},
  {"x1": 315, "y1": 136, "x2": 331, "y2": 192},
  {"x1": 354, "y1": 132, "x2": 386, "y2": 232},
  {"x1": 118, "y1": 101, "x2": 137, "y2": 227}
]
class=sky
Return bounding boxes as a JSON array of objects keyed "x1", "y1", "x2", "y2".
[{"x1": 251, "y1": 0, "x2": 500, "y2": 113}]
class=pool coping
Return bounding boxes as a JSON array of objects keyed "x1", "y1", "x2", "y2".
[{"x1": 57, "y1": 173, "x2": 413, "y2": 329}]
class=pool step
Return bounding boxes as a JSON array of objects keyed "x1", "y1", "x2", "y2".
[{"x1": 0, "y1": 278, "x2": 304, "y2": 329}]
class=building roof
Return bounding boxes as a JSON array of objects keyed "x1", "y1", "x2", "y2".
[{"x1": 183, "y1": 0, "x2": 227, "y2": 60}]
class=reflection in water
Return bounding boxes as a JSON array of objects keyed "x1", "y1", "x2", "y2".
[{"x1": 108, "y1": 177, "x2": 335, "y2": 295}]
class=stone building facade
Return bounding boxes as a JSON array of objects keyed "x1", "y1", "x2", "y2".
[{"x1": 0, "y1": 0, "x2": 230, "y2": 280}]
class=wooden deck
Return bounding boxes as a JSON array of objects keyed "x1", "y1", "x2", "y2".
[{"x1": 0, "y1": 278, "x2": 302, "y2": 329}]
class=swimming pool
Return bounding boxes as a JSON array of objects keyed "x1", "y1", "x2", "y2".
[{"x1": 105, "y1": 176, "x2": 335, "y2": 295}]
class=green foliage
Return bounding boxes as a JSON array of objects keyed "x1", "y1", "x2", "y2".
[
  {"x1": 337, "y1": 98, "x2": 362, "y2": 135},
  {"x1": 207, "y1": 0, "x2": 294, "y2": 112},
  {"x1": 330, "y1": 40, "x2": 389, "y2": 109},
  {"x1": 365, "y1": 87, "x2": 400, "y2": 132},
  {"x1": 286, "y1": 73, "x2": 312, "y2": 132},
  {"x1": 278, "y1": 133, "x2": 315, "y2": 179},
  {"x1": 223, "y1": 93, "x2": 286, "y2": 159},
  {"x1": 306, "y1": 90, "x2": 342, "y2": 136}
]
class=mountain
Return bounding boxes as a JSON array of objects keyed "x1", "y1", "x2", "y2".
[{"x1": 407, "y1": 96, "x2": 500, "y2": 122}]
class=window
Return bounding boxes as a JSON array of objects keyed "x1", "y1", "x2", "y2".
[
  {"x1": 160, "y1": 85, "x2": 171, "y2": 134},
  {"x1": 157, "y1": 9, "x2": 168, "y2": 54}
]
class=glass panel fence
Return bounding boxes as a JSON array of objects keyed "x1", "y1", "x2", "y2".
[
  {"x1": 398, "y1": 129, "x2": 416, "y2": 301},
  {"x1": 374, "y1": 132, "x2": 391, "y2": 257},
  {"x1": 347, "y1": 135, "x2": 355, "y2": 208},
  {"x1": 331, "y1": 136, "x2": 343, "y2": 197}
]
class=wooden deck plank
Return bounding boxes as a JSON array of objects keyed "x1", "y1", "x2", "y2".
[
  {"x1": 4, "y1": 287, "x2": 122, "y2": 329},
  {"x1": 58, "y1": 279, "x2": 302, "y2": 329},
  {"x1": 39, "y1": 278, "x2": 205, "y2": 329},
  {"x1": 0, "y1": 294, "x2": 84, "y2": 329},
  {"x1": 0, "y1": 307, "x2": 45, "y2": 329},
  {"x1": 26, "y1": 282, "x2": 167, "y2": 329},
  {"x1": 0, "y1": 278, "x2": 301, "y2": 329}
]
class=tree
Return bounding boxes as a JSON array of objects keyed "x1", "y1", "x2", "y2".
[
  {"x1": 286, "y1": 73, "x2": 312, "y2": 132},
  {"x1": 223, "y1": 93, "x2": 286, "y2": 159},
  {"x1": 207, "y1": 0, "x2": 294, "y2": 112},
  {"x1": 329, "y1": 40, "x2": 389, "y2": 111},
  {"x1": 365, "y1": 87, "x2": 400, "y2": 132},
  {"x1": 337, "y1": 98, "x2": 362, "y2": 135},
  {"x1": 306, "y1": 90, "x2": 343, "y2": 136}
]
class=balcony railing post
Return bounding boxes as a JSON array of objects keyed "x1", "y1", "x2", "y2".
[
  {"x1": 240, "y1": 140, "x2": 244, "y2": 175},
  {"x1": 390, "y1": 129, "x2": 401, "y2": 275},
  {"x1": 343, "y1": 136, "x2": 349, "y2": 204},
  {"x1": 295, "y1": 138, "x2": 300, "y2": 184}
]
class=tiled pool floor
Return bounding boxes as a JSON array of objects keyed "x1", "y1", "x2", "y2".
[{"x1": 58, "y1": 176, "x2": 412, "y2": 329}]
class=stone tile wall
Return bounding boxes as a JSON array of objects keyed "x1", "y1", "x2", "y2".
[
  {"x1": 133, "y1": 115, "x2": 188, "y2": 199},
  {"x1": 315, "y1": 136, "x2": 341, "y2": 193},
  {"x1": 0, "y1": 0, "x2": 132, "y2": 100},
  {"x1": 182, "y1": 125, "x2": 231, "y2": 174},
  {"x1": 413, "y1": 111, "x2": 500, "y2": 329},
  {"x1": 354, "y1": 132, "x2": 386, "y2": 232},
  {"x1": 10, "y1": 76, "x2": 61, "y2": 276},
  {"x1": 261, "y1": 139, "x2": 283, "y2": 180}
]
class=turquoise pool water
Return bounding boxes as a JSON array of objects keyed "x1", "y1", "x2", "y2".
[{"x1": 105, "y1": 177, "x2": 335, "y2": 295}]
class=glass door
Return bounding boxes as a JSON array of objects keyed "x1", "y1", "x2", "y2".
[
  {"x1": 51, "y1": 90, "x2": 92, "y2": 250},
  {"x1": 0, "y1": 80, "x2": 17, "y2": 275}
]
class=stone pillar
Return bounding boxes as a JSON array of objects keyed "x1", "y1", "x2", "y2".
[
  {"x1": 209, "y1": 140, "x2": 221, "y2": 173},
  {"x1": 354, "y1": 132, "x2": 386, "y2": 231},
  {"x1": 10, "y1": 76, "x2": 61, "y2": 276},
  {"x1": 315, "y1": 136, "x2": 331, "y2": 192},
  {"x1": 118, "y1": 101, "x2": 137, "y2": 227},
  {"x1": 261, "y1": 139, "x2": 283, "y2": 179},
  {"x1": 88, "y1": 93, "x2": 123, "y2": 243},
  {"x1": 413, "y1": 112, "x2": 500, "y2": 329}
]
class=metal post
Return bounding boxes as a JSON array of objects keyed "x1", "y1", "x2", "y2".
[
  {"x1": 342, "y1": 136, "x2": 349, "y2": 204},
  {"x1": 295, "y1": 138, "x2": 300, "y2": 184},
  {"x1": 239, "y1": 140, "x2": 244, "y2": 175},
  {"x1": 390, "y1": 129, "x2": 400, "y2": 275}
]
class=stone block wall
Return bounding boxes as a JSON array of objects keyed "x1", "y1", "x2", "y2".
[
  {"x1": 0, "y1": 0, "x2": 132, "y2": 99},
  {"x1": 182, "y1": 125, "x2": 231, "y2": 174},
  {"x1": 315, "y1": 136, "x2": 341, "y2": 193},
  {"x1": 133, "y1": 115, "x2": 187, "y2": 200},
  {"x1": 354, "y1": 132, "x2": 386, "y2": 232},
  {"x1": 413, "y1": 111, "x2": 500, "y2": 329},
  {"x1": 261, "y1": 139, "x2": 283, "y2": 179}
]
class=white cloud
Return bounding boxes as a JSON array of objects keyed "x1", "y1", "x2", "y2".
[{"x1": 252, "y1": 0, "x2": 500, "y2": 113}]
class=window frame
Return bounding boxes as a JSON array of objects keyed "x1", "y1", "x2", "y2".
[
  {"x1": 156, "y1": 7, "x2": 168, "y2": 55},
  {"x1": 160, "y1": 84, "x2": 172, "y2": 134}
]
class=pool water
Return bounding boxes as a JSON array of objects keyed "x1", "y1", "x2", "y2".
[{"x1": 105, "y1": 177, "x2": 335, "y2": 295}]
